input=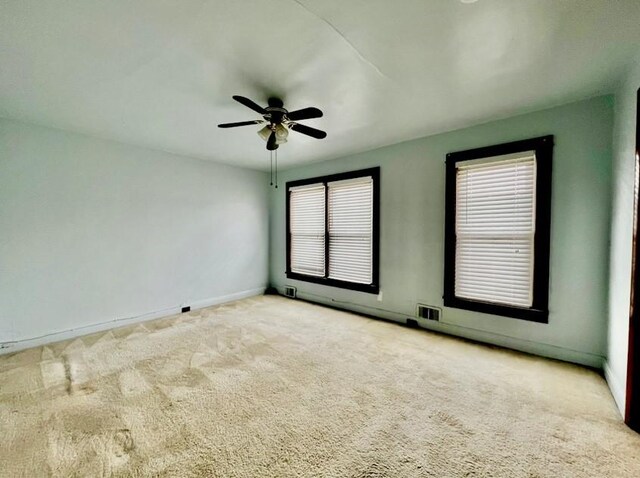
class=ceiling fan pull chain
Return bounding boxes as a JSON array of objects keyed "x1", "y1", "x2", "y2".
[
  {"x1": 270, "y1": 150, "x2": 273, "y2": 186},
  {"x1": 275, "y1": 149, "x2": 278, "y2": 189}
]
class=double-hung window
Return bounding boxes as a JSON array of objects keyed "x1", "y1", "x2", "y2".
[
  {"x1": 286, "y1": 168, "x2": 380, "y2": 293},
  {"x1": 444, "y1": 136, "x2": 553, "y2": 322}
]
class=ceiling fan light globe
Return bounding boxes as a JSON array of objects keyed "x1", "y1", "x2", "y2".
[
  {"x1": 275, "y1": 123, "x2": 289, "y2": 141},
  {"x1": 257, "y1": 125, "x2": 272, "y2": 141}
]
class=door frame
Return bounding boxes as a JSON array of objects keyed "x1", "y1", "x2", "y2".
[{"x1": 626, "y1": 87, "x2": 640, "y2": 431}]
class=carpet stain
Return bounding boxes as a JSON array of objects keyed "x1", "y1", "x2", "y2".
[{"x1": 113, "y1": 429, "x2": 135, "y2": 456}]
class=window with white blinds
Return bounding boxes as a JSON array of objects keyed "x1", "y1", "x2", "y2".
[
  {"x1": 287, "y1": 168, "x2": 379, "y2": 293},
  {"x1": 289, "y1": 183, "x2": 326, "y2": 277},
  {"x1": 445, "y1": 135, "x2": 553, "y2": 322},
  {"x1": 455, "y1": 153, "x2": 537, "y2": 307},
  {"x1": 328, "y1": 177, "x2": 373, "y2": 284}
]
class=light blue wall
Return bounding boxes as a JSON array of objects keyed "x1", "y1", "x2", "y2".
[
  {"x1": 270, "y1": 96, "x2": 614, "y2": 368},
  {"x1": 606, "y1": 56, "x2": 640, "y2": 414},
  {"x1": 0, "y1": 95, "x2": 618, "y2": 373},
  {"x1": 0, "y1": 119, "x2": 269, "y2": 348}
]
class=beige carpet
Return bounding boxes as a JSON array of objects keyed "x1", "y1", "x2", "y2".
[{"x1": 1, "y1": 296, "x2": 639, "y2": 477}]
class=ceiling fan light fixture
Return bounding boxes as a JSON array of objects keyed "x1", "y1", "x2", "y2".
[
  {"x1": 257, "y1": 125, "x2": 272, "y2": 141},
  {"x1": 275, "y1": 123, "x2": 289, "y2": 145}
]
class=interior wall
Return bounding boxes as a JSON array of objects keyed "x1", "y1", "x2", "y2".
[
  {"x1": 0, "y1": 119, "x2": 269, "y2": 349},
  {"x1": 606, "y1": 56, "x2": 640, "y2": 415},
  {"x1": 270, "y1": 96, "x2": 613, "y2": 368}
]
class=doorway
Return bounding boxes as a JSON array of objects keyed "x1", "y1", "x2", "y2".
[{"x1": 627, "y1": 87, "x2": 640, "y2": 431}]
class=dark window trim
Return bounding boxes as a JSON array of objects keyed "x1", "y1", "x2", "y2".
[
  {"x1": 444, "y1": 135, "x2": 554, "y2": 323},
  {"x1": 286, "y1": 167, "x2": 380, "y2": 294}
]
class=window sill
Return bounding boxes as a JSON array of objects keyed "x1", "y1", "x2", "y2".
[
  {"x1": 443, "y1": 295, "x2": 548, "y2": 323},
  {"x1": 286, "y1": 271, "x2": 379, "y2": 294}
]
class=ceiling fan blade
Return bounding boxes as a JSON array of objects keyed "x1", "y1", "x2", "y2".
[
  {"x1": 286, "y1": 107, "x2": 323, "y2": 121},
  {"x1": 266, "y1": 131, "x2": 278, "y2": 150},
  {"x1": 289, "y1": 122, "x2": 327, "y2": 139},
  {"x1": 232, "y1": 95, "x2": 267, "y2": 115},
  {"x1": 218, "y1": 120, "x2": 264, "y2": 128}
]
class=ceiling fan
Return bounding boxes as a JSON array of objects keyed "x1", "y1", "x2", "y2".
[{"x1": 218, "y1": 96, "x2": 327, "y2": 151}]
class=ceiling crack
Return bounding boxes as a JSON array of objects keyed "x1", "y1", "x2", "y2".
[{"x1": 288, "y1": 0, "x2": 390, "y2": 82}]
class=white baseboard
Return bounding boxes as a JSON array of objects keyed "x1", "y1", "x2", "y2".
[
  {"x1": 0, "y1": 287, "x2": 265, "y2": 355},
  {"x1": 604, "y1": 361, "x2": 626, "y2": 418},
  {"x1": 290, "y1": 289, "x2": 604, "y2": 369},
  {"x1": 419, "y1": 319, "x2": 604, "y2": 369}
]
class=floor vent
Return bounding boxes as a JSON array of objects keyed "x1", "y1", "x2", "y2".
[
  {"x1": 283, "y1": 286, "x2": 297, "y2": 299},
  {"x1": 417, "y1": 304, "x2": 440, "y2": 321}
]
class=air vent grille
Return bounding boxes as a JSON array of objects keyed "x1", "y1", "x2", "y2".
[
  {"x1": 417, "y1": 304, "x2": 440, "y2": 321},
  {"x1": 284, "y1": 286, "x2": 297, "y2": 299}
]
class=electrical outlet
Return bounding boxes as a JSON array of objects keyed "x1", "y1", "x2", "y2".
[{"x1": 377, "y1": 290, "x2": 383, "y2": 302}]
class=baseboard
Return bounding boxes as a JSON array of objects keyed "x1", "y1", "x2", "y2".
[
  {"x1": 422, "y1": 320, "x2": 604, "y2": 369},
  {"x1": 604, "y1": 361, "x2": 626, "y2": 418},
  {"x1": 289, "y1": 289, "x2": 604, "y2": 369},
  {"x1": 0, "y1": 287, "x2": 266, "y2": 356}
]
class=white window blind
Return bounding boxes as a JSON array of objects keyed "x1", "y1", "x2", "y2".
[
  {"x1": 328, "y1": 177, "x2": 373, "y2": 284},
  {"x1": 289, "y1": 183, "x2": 326, "y2": 277},
  {"x1": 455, "y1": 152, "x2": 537, "y2": 308}
]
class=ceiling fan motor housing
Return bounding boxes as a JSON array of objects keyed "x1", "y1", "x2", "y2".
[
  {"x1": 264, "y1": 98, "x2": 287, "y2": 124},
  {"x1": 265, "y1": 108, "x2": 286, "y2": 124}
]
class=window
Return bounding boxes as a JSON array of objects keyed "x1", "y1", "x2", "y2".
[
  {"x1": 287, "y1": 168, "x2": 379, "y2": 293},
  {"x1": 444, "y1": 136, "x2": 553, "y2": 322}
]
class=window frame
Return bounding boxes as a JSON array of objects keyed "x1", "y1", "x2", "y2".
[
  {"x1": 286, "y1": 167, "x2": 380, "y2": 294},
  {"x1": 444, "y1": 136, "x2": 553, "y2": 323}
]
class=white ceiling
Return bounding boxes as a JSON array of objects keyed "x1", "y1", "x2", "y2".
[{"x1": 1, "y1": 1, "x2": 639, "y2": 170}]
